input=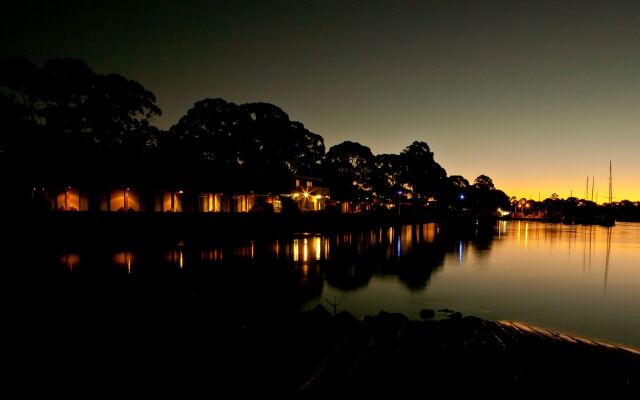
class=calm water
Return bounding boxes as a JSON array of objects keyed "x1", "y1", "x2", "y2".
[
  {"x1": 14, "y1": 221, "x2": 640, "y2": 347},
  {"x1": 307, "y1": 221, "x2": 640, "y2": 348}
]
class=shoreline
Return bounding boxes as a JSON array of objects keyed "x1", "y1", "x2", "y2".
[
  {"x1": 6, "y1": 305, "x2": 639, "y2": 397},
  {"x1": 291, "y1": 307, "x2": 640, "y2": 398},
  {"x1": 2, "y1": 210, "x2": 490, "y2": 245},
  {"x1": 493, "y1": 319, "x2": 640, "y2": 356}
]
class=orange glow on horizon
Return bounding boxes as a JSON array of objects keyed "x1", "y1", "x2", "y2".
[
  {"x1": 499, "y1": 179, "x2": 640, "y2": 204},
  {"x1": 458, "y1": 160, "x2": 638, "y2": 204}
]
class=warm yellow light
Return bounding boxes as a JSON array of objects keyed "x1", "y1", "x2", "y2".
[
  {"x1": 293, "y1": 239, "x2": 299, "y2": 262},
  {"x1": 303, "y1": 238, "x2": 308, "y2": 262},
  {"x1": 315, "y1": 195, "x2": 322, "y2": 200},
  {"x1": 60, "y1": 254, "x2": 80, "y2": 271},
  {"x1": 303, "y1": 192, "x2": 309, "y2": 198},
  {"x1": 113, "y1": 252, "x2": 134, "y2": 273},
  {"x1": 315, "y1": 237, "x2": 321, "y2": 260},
  {"x1": 178, "y1": 190, "x2": 184, "y2": 194}
]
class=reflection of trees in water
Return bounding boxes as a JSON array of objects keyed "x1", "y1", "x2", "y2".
[
  {"x1": 443, "y1": 222, "x2": 496, "y2": 258},
  {"x1": 12, "y1": 225, "x2": 497, "y2": 324},
  {"x1": 323, "y1": 262, "x2": 374, "y2": 291},
  {"x1": 322, "y1": 223, "x2": 499, "y2": 292},
  {"x1": 471, "y1": 233, "x2": 494, "y2": 253},
  {"x1": 394, "y1": 244, "x2": 447, "y2": 291},
  {"x1": 321, "y1": 224, "x2": 486, "y2": 292},
  {"x1": 185, "y1": 240, "x2": 325, "y2": 316},
  {"x1": 24, "y1": 239, "x2": 326, "y2": 321}
]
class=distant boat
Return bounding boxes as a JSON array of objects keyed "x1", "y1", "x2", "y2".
[{"x1": 562, "y1": 162, "x2": 615, "y2": 227}]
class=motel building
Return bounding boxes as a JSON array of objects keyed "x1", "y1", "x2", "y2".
[
  {"x1": 27, "y1": 177, "x2": 335, "y2": 214},
  {"x1": 291, "y1": 177, "x2": 329, "y2": 212}
]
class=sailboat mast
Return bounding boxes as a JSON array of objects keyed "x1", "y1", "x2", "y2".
[
  {"x1": 608, "y1": 160, "x2": 613, "y2": 204},
  {"x1": 585, "y1": 176, "x2": 589, "y2": 200}
]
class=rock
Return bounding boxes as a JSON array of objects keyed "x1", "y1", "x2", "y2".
[
  {"x1": 335, "y1": 311, "x2": 357, "y2": 328},
  {"x1": 462, "y1": 316, "x2": 483, "y2": 324},
  {"x1": 302, "y1": 304, "x2": 332, "y2": 325},
  {"x1": 377, "y1": 311, "x2": 409, "y2": 324},
  {"x1": 448, "y1": 312, "x2": 463, "y2": 320},
  {"x1": 419, "y1": 309, "x2": 435, "y2": 320}
]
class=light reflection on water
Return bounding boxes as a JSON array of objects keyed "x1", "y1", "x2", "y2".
[
  {"x1": 112, "y1": 251, "x2": 135, "y2": 273},
  {"x1": 60, "y1": 253, "x2": 80, "y2": 271},
  {"x1": 53, "y1": 221, "x2": 640, "y2": 347}
]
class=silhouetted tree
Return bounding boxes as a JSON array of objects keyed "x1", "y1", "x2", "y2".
[
  {"x1": 0, "y1": 57, "x2": 161, "y2": 188},
  {"x1": 241, "y1": 102, "x2": 325, "y2": 190},
  {"x1": 0, "y1": 58, "x2": 47, "y2": 185},
  {"x1": 47, "y1": 59, "x2": 160, "y2": 186},
  {"x1": 164, "y1": 98, "x2": 246, "y2": 190},
  {"x1": 449, "y1": 175, "x2": 470, "y2": 189},
  {"x1": 441, "y1": 175, "x2": 470, "y2": 210},
  {"x1": 372, "y1": 153, "x2": 403, "y2": 201},
  {"x1": 398, "y1": 141, "x2": 447, "y2": 203},
  {"x1": 168, "y1": 98, "x2": 325, "y2": 192},
  {"x1": 323, "y1": 141, "x2": 375, "y2": 200},
  {"x1": 466, "y1": 175, "x2": 509, "y2": 215},
  {"x1": 473, "y1": 174, "x2": 495, "y2": 191}
]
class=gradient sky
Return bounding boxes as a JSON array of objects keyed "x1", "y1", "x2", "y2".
[{"x1": 3, "y1": 0, "x2": 640, "y2": 201}]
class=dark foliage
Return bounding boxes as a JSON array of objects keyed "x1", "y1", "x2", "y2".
[
  {"x1": 1, "y1": 57, "x2": 511, "y2": 213},
  {"x1": 167, "y1": 99, "x2": 325, "y2": 192}
]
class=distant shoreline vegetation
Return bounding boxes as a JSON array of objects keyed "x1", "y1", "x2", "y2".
[{"x1": 2, "y1": 57, "x2": 639, "y2": 221}]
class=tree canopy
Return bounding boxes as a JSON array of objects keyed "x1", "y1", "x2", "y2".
[
  {"x1": 398, "y1": 141, "x2": 447, "y2": 201},
  {"x1": 167, "y1": 98, "x2": 325, "y2": 192},
  {"x1": 0, "y1": 57, "x2": 161, "y2": 187},
  {"x1": 1, "y1": 57, "x2": 513, "y2": 215},
  {"x1": 323, "y1": 141, "x2": 375, "y2": 200}
]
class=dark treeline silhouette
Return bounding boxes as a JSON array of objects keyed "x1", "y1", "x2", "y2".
[
  {"x1": 0, "y1": 57, "x2": 160, "y2": 189},
  {"x1": 1, "y1": 57, "x2": 509, "y2": 214},
  {"x1": 164, "y1": 98, "x2": 325, "y2": 193},
  {"x1": 511, "y1": 193, "x2": 640, "y2": 224}
]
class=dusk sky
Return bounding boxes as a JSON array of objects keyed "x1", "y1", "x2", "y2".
[{"x1": 3, "y1": 0, "x2": 640, "y2": 201}]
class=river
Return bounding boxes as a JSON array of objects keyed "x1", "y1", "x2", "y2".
[{"x1": 15, "y1": 220, "x2": 640, "y2": 348}]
